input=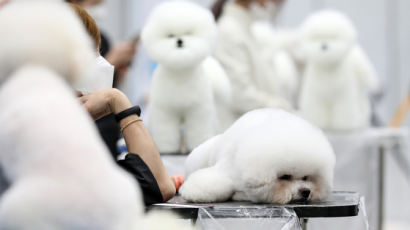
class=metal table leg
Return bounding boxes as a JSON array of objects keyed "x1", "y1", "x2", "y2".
[
  {"x1": 300, "y1": 218, "x2": 308, "y2": 230},
  {"x1": 378, "y1": 146, "x2": 385, "y2": 230}
]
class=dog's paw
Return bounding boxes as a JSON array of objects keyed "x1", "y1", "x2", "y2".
[{"x1": 180, "y1": 167, "x2": 233, "y2": 203}]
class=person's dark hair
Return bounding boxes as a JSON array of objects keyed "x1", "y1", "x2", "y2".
[{"x1": 211, "y1": 0, "x2": 229, "y2": 21}]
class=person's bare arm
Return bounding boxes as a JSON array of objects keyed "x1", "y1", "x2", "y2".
[{"x1": 80, "y1": 89, "x2": 176, "y2": 201}]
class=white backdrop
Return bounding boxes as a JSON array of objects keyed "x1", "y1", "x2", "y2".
[{"x1": 99, "y1": 0, "x2": 410, "y2": 128}]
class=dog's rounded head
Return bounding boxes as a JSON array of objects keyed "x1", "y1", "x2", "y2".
[
  {"x1": 0, "y1": 1, "x2": 95, "y2": 86},
  {"x1": 231, "y1": 109, "x2": 336, "y2": 204},
  {"x1": 142, "y1": 0, "x2": 217, "y2": 69},
  {"x1": 300, "y1": 9, "x2": 357, "y2": 66}
]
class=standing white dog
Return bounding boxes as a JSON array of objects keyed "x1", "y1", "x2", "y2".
[
  {"x1": 180, "y1": 109, "x2": 335, "y2": 204},
  {"x1": 298, "y1": 10, "x2": 378, "y2": 131},
  {"x1": 142, "y1": 1, "x2": 227, "y2": 153}
]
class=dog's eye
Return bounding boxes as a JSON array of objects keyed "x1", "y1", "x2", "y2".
[
  {"x1": 279, "y1": 174, "x2": 292, "y2": 180},
  {"x1": 168, "y1": 34, "x2": 175, "y2": 38},
  {"x1": 302, "y1": 176, "x2": 309, "y2": 181}
]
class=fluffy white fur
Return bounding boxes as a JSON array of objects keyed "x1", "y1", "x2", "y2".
[
  {"x1": 142, "y1": 0, "x2": 231, "y2": 153},
  {"x1": 0, "y1": 0, "x2": 95, "y2": 87},
  {"x1": 180, "y1": 109, "x2": 335, "y2": 204},
  {"x1": 298, "y1": 10, "x2": 378, "y2": 131},
  {"x1": 0, "y1": 66, "x2": 143, "y2": 230},
  {"x1": 0, "y1": 2, "x2": 195, "y2": 229}
]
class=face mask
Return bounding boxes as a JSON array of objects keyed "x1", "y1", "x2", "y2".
[
  {"x1": 249, "y1": 2, "x2": 278, "y2": 21},
  {"x1": 76, "y1": 56, "x2": 114, "y2": 95},
  {"x1": 84, "y1": 3, "x2": 107, "y2": 24}
]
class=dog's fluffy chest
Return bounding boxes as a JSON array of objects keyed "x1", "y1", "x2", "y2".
[
  {"x1": 150, "y1": 63, "x2": 213, "y2": 108},
  {"x1": 303, "y1": 57, "x2": 360, "y2": 99}
]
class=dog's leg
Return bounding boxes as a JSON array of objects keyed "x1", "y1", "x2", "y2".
[
  {"x1": 148, "y1": 105, "x2": 181, "y2": 153},
  {"x1": 331, "y1": 97, "x2": 367, "y2": 130},
  {"x1": 180, "y1": 166, "x2": 233, "y2": 202},
  {"x1": 184, "y1": 105, "x2": 214, "y2": 151},
  {"x1": 184, "y1": 134, "x2": 221, "y2": 177}
]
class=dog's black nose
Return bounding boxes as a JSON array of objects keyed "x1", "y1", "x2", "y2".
[
  {"x1": 300, "y1": 189, "x2": 311, "y2": 199},
  {"x1": 177, "y1": 39, "x2": 184, "y2": 48},
  {"x1": 321, "y1": 43, "x2": 328, "y2": 51}
]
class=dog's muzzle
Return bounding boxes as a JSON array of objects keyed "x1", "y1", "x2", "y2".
[{"x1": 177, "y1": 39, "x2": 184, "y2": 48}]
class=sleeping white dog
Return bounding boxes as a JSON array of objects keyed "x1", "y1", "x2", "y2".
[
  {"x1": 180, "y1": 109, "x2": 335, "y2": 204},
  {"x1": 0, "y1": 2, "x2": 193, "y2": 230},
  {"x1": 142, "y1": 0, "x2": 232, "y2": 153},
  {"x1": 298, "y1": 10, "x2": 378, "y2": 131}
]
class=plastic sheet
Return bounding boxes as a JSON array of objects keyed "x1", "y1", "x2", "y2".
[
  {"x1": 196, "y1": 206, "x2": 301, "y2": 230},
  {"x1": 360, "y1": 196, "x2": 370, "y2": 230}
]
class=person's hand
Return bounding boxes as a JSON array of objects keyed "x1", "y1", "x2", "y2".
[
  {"x1": 105, "y1": 41, "x2": 137, "y2": 68},
  {"x1": 79, "y1": 88, "x2": 132, "y2": 120}
]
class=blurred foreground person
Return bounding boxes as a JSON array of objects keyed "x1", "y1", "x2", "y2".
[
  {"x1": 67, "y1": 0, "x2": 138, "y2": 158},
  {"x1": 66, "y1": 0, "x2": 137, "y2": 86},
  {"x1": 67, "y1": 0, "x2": 137, "y2": 157},
  {"x1": 69, "y1": 3, "x2": 176, "y2": 204},
  {"x1": 212, "y1": 0, "x2": 292, "y2": 119}
]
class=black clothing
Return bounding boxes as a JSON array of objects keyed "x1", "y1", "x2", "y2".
[
  {"x1": 96, "y1": 114, "x2": 121, "y2": 159},
  {"x1": 118, "y1": 154, "x2": 163, "y2": 205}
]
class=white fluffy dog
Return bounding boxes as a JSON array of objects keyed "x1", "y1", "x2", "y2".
[
  {"x1": 0, "y1": 66, "x2": 143, "y2": 230},
  {"x1": 0, "y1": 2, "x2": 141, "y2": 229},
  {"x1": 142, "y1": 0, "x2": 230, "y2": 153},
  {"x1": 298, "y1": 10, "x2": 378, "y2": 131},
  {"x1": 0, "y1": 1, "x2": 94, "y2": 86},
  {"x1": 180, "y1": 109, "x2": 335, "y2": 204},
  {"x1": 0, "y1": 2, "x2": 193, "y2": 230}
]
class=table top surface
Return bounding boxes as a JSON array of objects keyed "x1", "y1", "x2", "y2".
[{"x1": 150, "y1": 191, "x2": 360, "y2": 218}]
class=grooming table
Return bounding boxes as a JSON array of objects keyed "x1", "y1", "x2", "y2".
[
  {"x1": 161, "y1": 128, "x2": 409, "y2": 230},
  {"x1": 149, "y1": 191, "x2": 360, "y2": 230}
]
